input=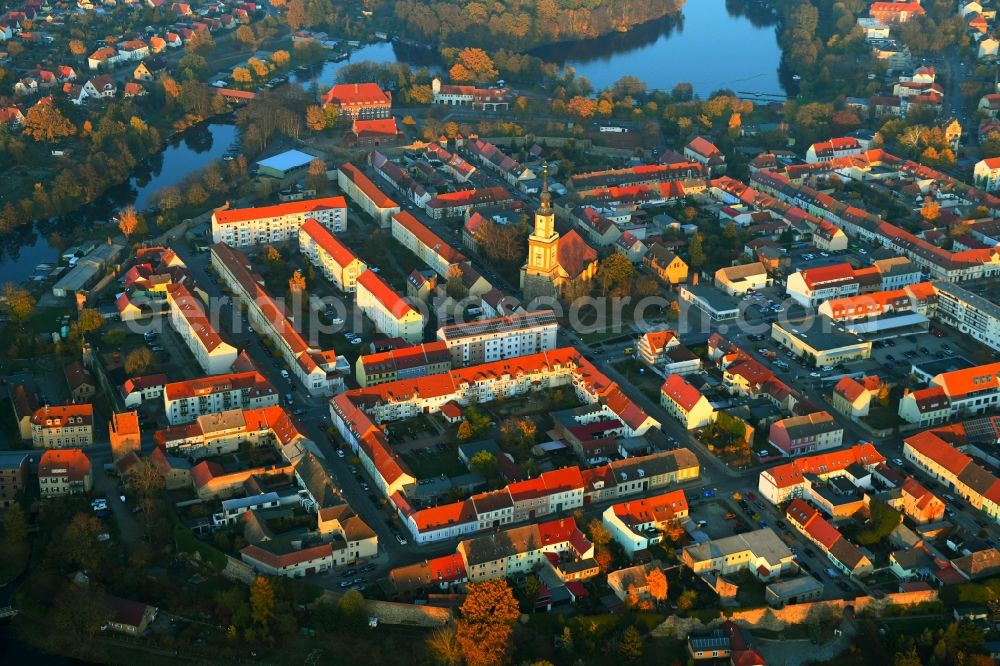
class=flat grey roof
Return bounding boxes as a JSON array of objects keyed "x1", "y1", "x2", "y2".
[
  {"x1": 766, "y1": 574, "x2": 824, "y2": 598},
  {"x1": 934, "y1": 280, "x2": 1000, "y2": 320},
  {"x1": 681, "y1": 284, "x2": 741, "y2": 313},
  {"x1": 774, "y1": 315, "x2": 869, "y2": 352}
]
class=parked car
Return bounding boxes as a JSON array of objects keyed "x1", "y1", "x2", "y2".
[{"x1": 395, "y1": 533, "x2": 407, "y2": 545}]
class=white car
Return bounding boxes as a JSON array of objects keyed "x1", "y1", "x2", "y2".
[
  {"x1": 280, "y1": 369, "x2": 290, "y2": 380},
  {"x1": 330, "y1": 318, "x2": 344, "y2": 326},
  {"x1": 809, "y1": 372, "x2": 821, "y2": 378},
  {"x1": 351, "y1": 338, "x2": 363, "y2": 345},
  {"x1": 337, "y1": 449, "x2": 346, "y2": 458}
]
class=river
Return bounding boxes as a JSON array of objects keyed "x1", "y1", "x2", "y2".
[{"x1": 0, "y1": 122, "x2": 237, "y2": 284}]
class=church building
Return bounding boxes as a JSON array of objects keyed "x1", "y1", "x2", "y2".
[{"x1": 520, "y1": 165, "x2": 598, "y2": 300}]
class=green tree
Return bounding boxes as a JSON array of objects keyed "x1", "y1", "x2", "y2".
[
  {"x1": 250, "y1": 576, "x2": 276, "y2": 627},
  {"x1": 596, "y1": 253, "x2": 634, "y2": 296},
  {"x1": 857, "y1": 499, "x2": 901, "y2": 545},
  {"x1": 4, "y1": 504, "x2": 27, "y2": 542},
  {"x1": 469, "y1": 451, "x2": 498, "y2": 478},
  {"x1": 125, "y1": 347, "x2": 153, "y2": 375},
  {"x1": 619, "y1": 625, "x2": 643, "y2": 662},
  {"x1": 688, "y1": 232, "x2": 706, "y2": 270},
  {"x1": 337, "y1": 589, "x2": 366, "y2": 628}
]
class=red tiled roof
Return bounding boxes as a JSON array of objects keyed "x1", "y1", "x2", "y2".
[
  {"x1": 800, "y1": 262, "x2": 857, "y2": 290},
  {"x1": 38, "y1": 448, "x2": 91, "y2": 481},
  {"x1": 31, "y1": 403, "x2": 93, "y2": 427},
  {"x1": 166, "y1": 283, "x2": 230, "y2": 353},
  {"x1": 834, "y1": 376, "x2": 868, "y2": 402},
  {"x1": 905, "y1": 430, "x2": 972, "y2": 477},
  {"x1": 357, "y1": 270, "x2": 418, "y2": 320},
  {"x1": 242, "y1": 542, "x2": 333, "y2": 569},
  {"x1": 557, "y1": 230, "x2": 598, "y2": 278},
  {"x1": 641, "y1": 330, "x2": 677, "y2": 354},
  {"x1": 353, "y1": 117, "x2": 398, "y2": 136},
  {"x1": 392, "y1": 211, "x2": 468, "y2": 264},
  {"x1": 300, "y1": 217, "x2": 362, "y2": 268},
  {"x1": 164, "y1": 371, "x2": 275, "y2": 401},
  {"x1": 763, "y1": 443, "x2": 885, "y2": 488},
  {"x1": 660, "y1": 374, "x2": 705, "y2": 412},
  {"x1": 213, "y1": 197, "x2": 346, "y2": 225},
  {"x1": 611, "y1": 489, "x2": 688, "y2": 526},
  {"x1": 339, "y1": 162, "x2": 397, "y2": 209},
  {"x1": 322, "y1": 82, "x2": 390, "y2": 107},
  {"x1": 934, "y1": 361, "x2": 1000, "y2": 399}
]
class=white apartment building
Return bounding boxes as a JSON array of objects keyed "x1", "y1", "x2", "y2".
[
  {"x1": 163, "y1": 372, "x2": 279, "y2": 425},
  {"x1": 165, "y1": 283, "x2": 238, "y2": 375},
  {"x1": 436, "y1": 310, "x2": 559, "y2": 367},
  {"x1": 391, "y1": 211, "x2": 468, "y2": 278},
  {"x1": 211, "y1": 197, "x2": 347, "y2": 246},
  {"x1": 934, "y1": 281, "x2": 1000, "y2": 354},
  {"x1": 211, "y1": 243, "x2": 347, "y2": 396},
  {"x1": 298, "y1": 218, "x2": 367, "y2": 293},
  {"x1": 356, "y1": 270, "x2": 425, "y2": 343},
  {"x1": 337, "y1": 162, "x2": 400, "y2": 227}
]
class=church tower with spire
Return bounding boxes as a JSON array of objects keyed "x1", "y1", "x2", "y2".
[{"x1": 520, "y1": 163, "x2": 560, "y2": 299}]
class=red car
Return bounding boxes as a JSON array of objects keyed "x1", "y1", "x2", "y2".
[{"x1": 930, "y1": 327, "x2": 946, "y2": 337}]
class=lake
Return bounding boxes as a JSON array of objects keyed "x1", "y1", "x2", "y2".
[
  {"x1": 0, "y1": 122, "x2": 237, "y2": 284},
  {"x1": 531, "y1": 0, "x2": 784, "y2": 96}
]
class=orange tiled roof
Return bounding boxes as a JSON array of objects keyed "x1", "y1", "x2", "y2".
[
  {"x1": 38, "y1": 448, "x2": 91, "y2": 481},
  {"x1": 300, "y1": 217, "x2": 362, "y2": 269},
  {"x1": 213, "y1": 197, "x2": 346, "y2": 226},
  {"x1": 31, "y1": 403, "x2": 93, "y2": 427},
  {"x1": 339, "y1": 162, "x2": 397, "y2": 209}
]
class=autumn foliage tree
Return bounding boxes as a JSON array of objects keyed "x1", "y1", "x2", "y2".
[
  {"x1": 118, "y1": 205, "x2": 140, "y2": 239},
  {"x1": 455, "y1": 580, "x2": 520, "y2": 666},
  {"x1": 24, "y1": 102, "x2": 77, "y2": 142},
  {"x1": 305, "y1": 105, "x2": 327, "y2": 131},
  {"x1": 646, "y1": 567, "x2": 668, "y2": 607},
  {"x1": 124, "y1": 347, "x2": 153, "y2": 375}
]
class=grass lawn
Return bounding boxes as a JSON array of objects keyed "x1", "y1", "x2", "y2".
[
  {"x1": 610, "y1": 357, "x2": 663, "y2": 402},
  {"x1": 401, "y1": 448, "x2": 468, "y2": 479}
]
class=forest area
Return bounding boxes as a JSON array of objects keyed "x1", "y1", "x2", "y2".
[{"x1": 380, "y1": 0, "x2": 686, "y2": 50}]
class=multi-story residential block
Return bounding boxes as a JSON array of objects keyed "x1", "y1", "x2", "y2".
[
  {"x1": 436, "y1": 311, "x2": 558, "y2": 367},
  {"x1": 212, "y1": 243, "x2": 347, "y2": 396},
  {"x1": 355, "y1": 341, "x2": 452, "y2": 387},
  {"x1": 682, "y1": 528, "x2": 794, "y2": 581},
  {"x1": 636, "y1": 329, "x2": 702, "y2": 376},
  {"x1": 933, "y1": 281, "x2": 1000, "y2": 354},
  {"x1": 320, "y1": 82, "x2": 391, "y2": 119},
  {"x1": 757, "y1": 443, "x2": 886, "y2": 505},
  {"x1": 0, "y1": 451, "x2": 29, "y2": 508},
  {"x1": 211, "y1": 197, "x2": 347, "y2": 246},
  {"x1": 786, "y1": 263, "x2": 861, "y2": 307},
  {"x1": 356, "y1": 270, "x2": 425, "y2": 343},
  {"x1": 817, "y1": 281, "x2": 937, "y2": 322},
  {"x1": 298, "y1": 218, "x2": 367, "y2": 293},
  {"x1": 786, "y1": 499, "x2": 873, "y2": 577},
  {"x1": 456, "y1": 518, "x2": 594, "y2": 583},
  {"x1": 424, "y1": 186, "x2": 515, "y2": 219},
  {"x1": 38, "y1": 448, "x2": 92, "y2": 498},
  {"x1": 165, "y1": 283, "x2": 238, "y2": 375},
  {"x1": 768, "y1": 411, "x2": 844, "y2": 457},
  {"x1": 660, "y1": 374, "x2": 714, "y2": 429},
  {"x1": 805, "y1": 137, "x2": 864, "y2": 163},
  {"x1": 156, "y1": 405, "x2": 307, "y2": 460},
  {"x1": 337, "y1": 162, "x2": 399, "y2": 227},
  {"x1": 163, "y1": 371, "x2": 278, "y2": 425},
  {"x1": 31, "y1": 404, "x2": 94, "y2": 449},
  {"x1": 899, "y1": 361, "x2": 1000, "y2": 424},
  {"x1": 603, "y1": 490, "x2": 689, "y2": 559},
  {"x1": 391, "y1": 212, "x2": 468, "y2": 278}
]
